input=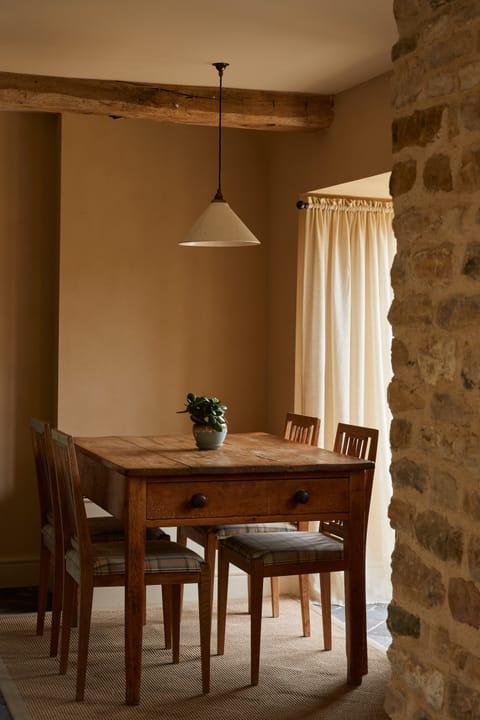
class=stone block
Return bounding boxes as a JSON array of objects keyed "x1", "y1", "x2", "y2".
[
  {"x1": 431, "y1": 392, "x2": 469, "y2": 423},
  {"x1": 415, "y1": 510, "x2": 463, "y2": 563},
  {"x1": 423, "y1": 153, "x2": 453, "y2": 192},
  {"x1": 391, "y1": 456, "x2": 428, "y2": 492},
  {"x1": 392, "y1": 106, "x2": 446, "y2": 151},
  {"x1": 462, "y1": 344, "x2": 480, "y2": 389},
  {"x1": 384, "y1": 683, "x2": 407, "y2": 717},
  {"x1": 447, "y1": 676, "x2": 480, "y2": 720},
  {"x1": 389, "y1": 497, "x2": 417, "y2": 531},
  {"x1": 417, "y1": 335, "x2": 456, "y2": 384},
  {"x1": 389, "y1": 378, "x2": 426, "y2": 412},
  {"x1": 413, "y1": 244, "x2": 453, "y2": 280},
  {"x1": 436, "y1": 294, "x2": 480, "y2": 330},
  {"x1": 424, "y1": 71, "x2": 455, "y2": 99},
  {"x1": 460, "y1": 89, "x2": 480, "y2": 131},
  {"x1": 462, "y1": 242, "x2": 480, "y2": 280},
  {"x1": 387, "y1": 645, "x2": 445, "y2": 711},
  {"x1": 448, "y1": 677, "x2": 480, "y2": 718},
  {"x1": 459, "y1": 61, "x2": 480, "y2": 91},
  {"x1": 389, "y1": 295, "x2": 433, "y2": 325},
  {"x1": 468, "y1": 535, "x2": 480, "y2": 583},
  {"x1": 458, "y1": 145, "x2": 480, "y2": 192},
  {"x1": 388, "y1": 603, "x2": 421, "y2": 637},
  {"x1": 392, "y1": 338, "x2": 411, "y2": 371},
  {"x1": 392, "y1": 205, "x2": 443, "y2": 240},
  {"x1": 392, "y1": 543, "x2": 446, "y2": 608},
  {"x1": 431, "y1": 469, "x2": 458, "y2": 510},
  {"x1": 464, "y1": 491, "x2": 480, "y2": 522},
  {"x1": 448, "y1": 577, "x2": 480, "y2": 629},
  {"x1": 391, "y1": 159, "x2": 417, "y2": 196},
  {"x1": 428, "y1": 30, "x2": 472, "y2": 70},
  {"x1": 392, "y1": 36, "x2": 418, "y2": 61},
  {"x1": 391, "y1": 419, "x2": 413, "y2": 450}
]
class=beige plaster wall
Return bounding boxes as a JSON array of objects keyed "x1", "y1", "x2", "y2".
[
  {"x1": 264, "y1": 73, "x2": 393, "y2": 434},
  {"x1": 0, "y1": 112, "x2": 59, "y2": 585},
  {"x1": 58, "y1": 114, "x2": 269, "y2": 436}
]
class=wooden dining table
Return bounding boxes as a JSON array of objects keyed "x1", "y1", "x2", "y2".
[{"x1": 74, "y1": 431, "x2": 374, "y2": 705}]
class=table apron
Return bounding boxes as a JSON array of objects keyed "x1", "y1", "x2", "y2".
[{"x1": 145, "y1": 475, "x2": 350, "y2": 524}]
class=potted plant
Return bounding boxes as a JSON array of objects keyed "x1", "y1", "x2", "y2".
[{"x1": 178, "y1": 392, "x2": 228, "y2": 449}]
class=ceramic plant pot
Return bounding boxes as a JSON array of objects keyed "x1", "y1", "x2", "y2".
[{"x1": 192, "y1": 423, "x2": 227, "y2": 450}]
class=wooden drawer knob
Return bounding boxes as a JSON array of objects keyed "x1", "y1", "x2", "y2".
[
  {"x1": 190, "y1": 493, "x2": 207, "y2": 508},
  {"x1": 294, "y1": 489, "x2": 310, "y2": 504}
]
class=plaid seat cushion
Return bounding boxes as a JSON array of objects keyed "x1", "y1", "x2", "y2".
[
  {"x1": 222, "y1": 531, "x2": 343, "y2": 566},
  {"x1": 45, "y1": 517, "x2": 168, "y2": 555},
  {"x1": 87, "y1": 516, "x2": 169, "y2": 542},
  {"x1": 195, "y1": 522, "x2": 298, "y2": 539},
  {"x1": 41, "y1": 522, "x2": 55, "y2": 553},
  {"x1": 87, "y1": 516, "x2": 124, "y2": 540},
  {"x1": 146, "y1": 527, "x2": 170, "y2": 541},
  {"x1": 66, "y1": 540, "x2": 206, "y2": 581}
]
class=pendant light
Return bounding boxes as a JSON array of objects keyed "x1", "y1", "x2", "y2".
[{"x1": 179, "y1": 62, "x2": 260, "y2": 247}]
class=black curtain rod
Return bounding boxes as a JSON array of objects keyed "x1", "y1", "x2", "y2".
[{"x1": 296, "y1": 194, "x2": 392, "y2": 208}]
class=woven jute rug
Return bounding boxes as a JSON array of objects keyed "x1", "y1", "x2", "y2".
[{"x1": 0, "y1": 598, "x2": 389, "y2": 720}]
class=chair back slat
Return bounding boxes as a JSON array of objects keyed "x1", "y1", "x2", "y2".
[
  {"x1": 51, "y1": 429, "x2": 93, "y2": 567},
  {"x1": 322, "y1": 422, "x2": 379, "y2": 541},
  {"x1": 283, "y1": 413, "x2": 320, "y2": 447},
  {"x1": 30, "y1": 418, "x2": 64, "y2": 545},
  {"x1": 30, "y1": 418, "x2": 54, "y2": 525}
]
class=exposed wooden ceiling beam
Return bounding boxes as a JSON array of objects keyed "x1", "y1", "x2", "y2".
[{"x1": 0, "y1": 71, "x2": 334, "y2": 132}]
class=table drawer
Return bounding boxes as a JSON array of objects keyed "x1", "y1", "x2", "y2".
[{"x1": 146, "y1": 476, "x2": 349, "y2": 523}]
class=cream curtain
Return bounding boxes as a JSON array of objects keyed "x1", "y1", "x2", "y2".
[{"x1": 295, "y1": 195, "x2": 396, "y2": 603}]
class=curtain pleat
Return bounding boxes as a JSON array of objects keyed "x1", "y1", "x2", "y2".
[{"x1": 295, "y1": 195, "x2": 396, "y2": 603}]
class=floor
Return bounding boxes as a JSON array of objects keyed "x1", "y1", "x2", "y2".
[
  {"x1": 328, "y1": 602, "x2": 391, "y2": 649},
  {"x1": 0, "y1": 588, "x2": 390, "y2": 720},
  {"x1": 0, "y1": 587, "x2": 51, "y2": 720}
]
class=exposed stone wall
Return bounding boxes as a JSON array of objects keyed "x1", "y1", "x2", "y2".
[{"x1": 387, "y1": 1, "x2": 480, "y2": 718}]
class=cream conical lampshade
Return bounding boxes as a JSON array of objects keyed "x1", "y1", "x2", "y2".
[
  {"x1": 180, "y1": 198, "x2": 260, "y2": 247},
  {"x1": 179, "y1": 62, "x2": 260, "y2": 248}
]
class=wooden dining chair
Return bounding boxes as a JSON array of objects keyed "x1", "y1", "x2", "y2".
[
  {"x1": 216, "y1": 422, "x2": 378, "y2": 686},
  {"x1": 176, "y1": 412, "x2": 320, "y2": 634},
  {"x1": 318, "y1": 422, "x2": 378, "y2": 653},
  {"x1": 31, "y1": 418, "x2": 171, "y2": 658},
  {"x1": 51, "y1": 429, "x2": 211, "y2": 700},
  {"x1": 31, "y1": 417, "x2": 128, "y2": 657}
]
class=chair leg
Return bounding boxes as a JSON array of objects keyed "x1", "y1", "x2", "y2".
[
  {"x1": 299, "y1": 574, "x2": 311, "y2": 637},
  {"x1": 59, "y1": 572, "x2": 77, "y2": 674},
  {"x1": 75, "y1": 581, "x2": 94, "y2": 701},
  {"x1": 204, "y1": 534, "x2": 218, "y2": 611},
  {"x1": 71, "y1": 588, "x2": 78, "y2": 628},
  {"x1": 362, "y1": 625, "x2": 368, "y2": 676},
  {"x1": 319, "y1": 572, "x2": 332, "y2": 651},
  {"x1": 176, "y1": 527, "x2": 187, "y2": 546},
  {"x1": 217, "y1": 549, "x2": 229, "y2": 656},
  {"x1": 270, "y1": 577, "x2": 279, "y2": 618},
  {"x1": 36, "y1": 543, "x2": 50, "y2": 637},
  {"x1": 49, "y1": 550, "x2": 64, "y2": 657},
  {"x1": 171, "y1": 584, "x2": 181, "y2": 664},
  {"x1": 198, "y1": 567, "x2": 211, "y2": 694},
  {"x1": 175, "y1": 528, "x2": 187, "y2": 614},
  {"x1": 250, "y1": 561, "x2": 264, "y2": 686},
  {"x1": 162, "y1": 585, "x2": 172, "y2": 649}
]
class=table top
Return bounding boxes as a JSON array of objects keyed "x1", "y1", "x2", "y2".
[{"x1": 74, "y1": 431, "x2": 374, "y2": 477}]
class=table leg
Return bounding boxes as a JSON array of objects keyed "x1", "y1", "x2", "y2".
[
  {"x1": 125, "y1": 480, "x2": 146, "y2": 705},
  {"x1": 344, "y1": 470, "x2": 367, "y2": 686}
]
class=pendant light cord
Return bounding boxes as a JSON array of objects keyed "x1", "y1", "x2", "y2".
[{"x1": 213, "y1": 62, "x2": 228, "y2": 202}]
